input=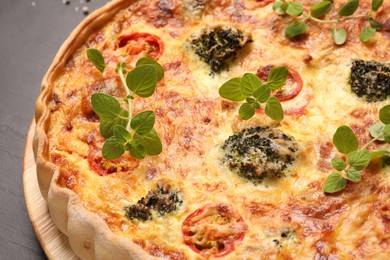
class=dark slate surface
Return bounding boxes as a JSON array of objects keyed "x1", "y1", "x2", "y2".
[{"x1": 0, "y1": 0, "x2": 108, "y2": 258}]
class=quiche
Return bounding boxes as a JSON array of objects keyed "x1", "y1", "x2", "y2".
[{"x1": 34, "y1": 0, "x2": 390, "y2": 259}]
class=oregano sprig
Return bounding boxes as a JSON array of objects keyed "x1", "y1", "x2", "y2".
[
  {"x1": 87, "y1": 49, "x2": 163, "y2": 160},
  {"x1": 323, "y1": 105, "x2": 390, "y2": 193},
  {"x1": 273, "y1": 0, "x2": 384, "y2": 44},
  {"x1": 219, "y1": 66, "x2": 288, "y2": 121}
]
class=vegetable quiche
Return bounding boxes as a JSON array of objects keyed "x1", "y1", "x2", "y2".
[{"x1": 33, "y1": 0, "x2": 390, "y2": 259}]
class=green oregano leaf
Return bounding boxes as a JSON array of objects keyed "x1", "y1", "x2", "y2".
[
  {"x1": 100, "y1": 112, "x2": 128, "y2": 138},
  {"x1": 253, "y1": 85, "x2": 271, "y2": 103},
  {"x1": 379, "y1": 105, "x2": 390, "y2": 124},
  {"x1": 285, "y1": 21, "x2": 308, "y2": 38},
  {"x1": 331, "y1": 28, "x2": 347, "y2": 45},
  {"x1": 310, "y1": 1, "x2": 333, "y2": 18},
  {"x1": 273, "y1": 1, "x2": 288, "y2": 15},
  {"x1": 91, "y1": 93, "x2": 124, "y2": 121},
  {"x1": 267, "y1": 66, "x2": 289, "y2": 90},
  {"x1": 347, "y1": 150, "x2": 371, "y2": 170},
  {"x1": 102, "y1": 137, "x2": 125, "y2": 160},
  {"x1": 372, "y1": 0, "x2": 383, "y2": 11},
  {"x1": 370, "y1": 150, "x2": 389, "y2": 159},
  {"x1": 126, "y1": 140, "x2": 147, "y2": 159},
  {"x1": 369, "y1": 122, "x2": 385, "y2": 141},
  {"x1": 331, "y1": 158, "x2": 346, "y2": 171},
  {"x1": 384, "y1": 125, "x2": 390, "y2": 143},
  {"x1": 369, "y1": 18, "x2": 382, "y2": 30},
  {"x1": 130, "y1": 110, "x2": 155, "y2": 135},
  {"x1": 338, "y1": 0, "x2": 359, "y2": 16},
  {"x1": 286, "y1": 2, "x2": 304, "y2": 17},
  {"x1": 241, "y1": 73, "x2": 262, "y2": 96},
  {"x1": 346, "y1": 168, "x2": 361, "y2": 182},
  {"x1": 134, "y1": 129, "x2": 162, "y2": 155},
  {"x1": 136, "y1": 57, "x2": 164, "y2": 81},
  {"x1": 239, "y1": 103, "x2": 256, "y2": 120},
  {"x1": 333, "y1": 126, "x2": 359, "y2": 155},
  {"x1": 323, "y1": 173, "x2": 347, "y2": 193},
  {"x1": 359, "y1": 27, "x2": 376, "y2": 42},
  {"x1": 265, "y1": 97, "x2": 284, "y2": 121},
  {"x1": 87, "y1": 49, "x2": 106, "y2": 73},
  {"x1": 126, "y1": 65, "x2": 158, "y2": 98},
  {"x1": 219, "y1": 77, "x2": 245, "y2": 101},
  {"x1": 113, "y1": 125, "x2": 131, "y2": 144}
]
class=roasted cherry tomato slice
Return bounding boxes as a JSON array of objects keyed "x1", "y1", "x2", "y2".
[
  {"x1": 256, "y1": 65, "x2": 303, "y2": 101},
  {"x1": 118, "y1": 33, "x2": 164, "y2": 60},
  {"x1": 182, "y1": 203, "x2": 247, "y2": 258}
]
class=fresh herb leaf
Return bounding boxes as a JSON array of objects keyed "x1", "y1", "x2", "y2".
[
  {"x1": 369, "y1": 122, "x2": 386, "y2": 141},
  {"x1": 338, "y1": 0, "x2": 359, "y2": 16},
  {"x1": 126, "y1": 140, "x2": 147, "y2": 159},
  {"x1": 359, "y1": 27, "x2": 376, "y2": 42},
  {"x1": 346, "y1": 168, "x2": 361, "y2": 182},
  {"x1": 286, "y1": 2, "x2": 304, "y2": 17},
  {"x1": 331, "y1": 28, "x2": 347, "y2": 45},
  {"x1": 347, "y1": 150, "x2": 371, "y2": 170},
  {"x1": 384, "y1": 125, "x2": 390, "y2": 143},
  {"x1": 246, "y1": 98, "x2": 261, "y2": 109},
  {"x1": 323, "y1": 173, "x2": 347, "y2": 193},
  {"x1": 113, "y1": 125, "x2": 131, "y2": 144},
  {"x1": 379, "y1": 105, "x2": 390, "y2": 124},
  {"x1": 87, "y1": 49, "x2": 106, "y2": 73},
  {"x1": 331, "y1": 158, "x2": 346, "y2": 171},
  {"x1": 370, "y1": 150, "x2": 389, "y2": 159},
  {"x1": 219, "y1": 77, "x2": 245, "y2": 101},
  {"x1": 241, "y1": 73, "x2": 262, "y2": 96},
  {"x1": 310, "y1": 1, "x2": 333, "y2": 18},
  {"x1": 285, "y1": 21, "x2": 308, "y2": 38},
  {"x1": 134, "y1": 129, "x2": 162, "y2": 155},
  {"x1": 333, "y1": 126, "x2": 358, "y2": 155},
  {"x1": 369, "y1": 18, "x2": 382, "y2": 30},
  {"x1": 130, "y1": 110, "x2": 155, "y2": 135},
  {"x1": 136, "y1": 57, "x2": 164, "y2": 81},
  {"x1": 265, "y1": 97, "x2": 284, "y2": 121},
  {"x1": 273, "y1": 1, "x2": 288, "y2": 15},
  {"x1": 253, "y1": 84, "x2": 271, "y2": 103},
  {"x1": 372, "y1": 0, "x2": 383, "y2": 11},
  {"x1": 267, "y1": 66, "x2": 289, "y2": 90},
  {"x1": 102, "y1": 137, "x2": 125, "y2": 160},
  {"x1": 100, "y1": 113, "x2": 128, "y2": 138},
  {"x1": 239, "y1": 103, "x2": 256, "y2": 120},
  {"x1": 91, "y1": 93, "x2": 125, "y2": 121},
  {"x1": 126, "y1": 65, "x2": 158, "y2": 98}
]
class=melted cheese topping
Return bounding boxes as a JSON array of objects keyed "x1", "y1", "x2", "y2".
[{"x1": 47, "y1": 0, "x2": 390, "y2": 259}]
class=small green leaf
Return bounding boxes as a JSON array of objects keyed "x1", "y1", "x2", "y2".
[
  {"x1": 372, "y1": 0, "x2": 383, "y2": 11},
  {"x1": 338, "y1": 0, "x2": 359, "y2": 16},
  {"x1": 346, "y1": 168, "x2": 361, "y2": 182},
  {"x1": 370, "y1": 150, "x2": 389, "y2": 159},
  {"x1": 130, "y1": 110, "x2": 155, "y2": 135},
  {"x1": 286, "y1": 2, "x2": 304, "y2": 17},
  {"x1": 323, "y1": 173, "x2": 347, "y2": 193},
  {"x1": 100, "y1": 111, "x2": 128, "y2": 138},
  {"x1": 134, "y1": 129, "x2": 162, "y2": 155},
  {"x1": 359, "y1": 27, "x2": 376, "y2": 42},
  {"x1": 219, "y1": 78, "x2": 245, "y2": 101},
  {"x1": 246, "y1": 98, "x2": 261, "y2": 109},
  {"x1": 253, "y1": 84, "x2": 271, "y2": 103},
  {"x1": 331, "y1": 158, "x2": 346, "y2": 171},
  {"x1": 241, "y1": 73, "x2": 262, "y2": 96},
  {"x1": 267, "y1": 66, "x2": 289, "y2": 90},
  {"x1": 87, "y1": 49, "x2": 106, "y2": 73},
  {"x1": 379, "y1": 105, "x2": 390, "y2": 124},
  {"x1": 310, "y1": 1, "x2": 333, "y2": 18},
  {"x1": 333, "y1": 126, "x2": 359, "y2": 155},
  {"x1": 239, "y1": 103, "x2": 256, "y2": 120},
  {"x1": 102, "y1": 137, "x2": 125, "y2": 160},
  {"x1": 369, "y1": 18, "x2": 382, "y2": 30},
  {"x1": 126, "y1": 65, "x2": 158, "y2": 98},
  {"x1": 126, "y1": 140, "x2": 147, "y2": 159},
  {"x1": 347, "y1": 150, "x2": 371, "y2": 170},
  {"x1": 265, "y1": 97, "x2": 284, "y2": 121},
  {"x1": 136, "y1": 58, "x2": 164, "y2": 82},
  {"x1": 273, "y1": 1, "x2": 289, "y2": 15},
  {"x1": 384, "y1": 125, "x2": 390, "y2": 143},
  {"x1": 91, "y1": 93, "x2": 123, "y2": 121},
  {"x1": 285, "y1": 21, "x2": 308, "y2": 38},
  {"x1": 113, "y1": 125, "x2": 131, "y2": 144},
  {"x1": 331, "y1": 28, "x2": 347, "y2": 45},
  {"x1": 369, "y1": 122, "x2": 385, "y2": 141}
]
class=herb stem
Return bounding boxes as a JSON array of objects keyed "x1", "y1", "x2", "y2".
[
  {"x1": 118, "y1": 67, "x2": 133, "y2": 132},
  {"x1": 306, "y1": 14, "x2": 368, "y2": 24},
  {"x1": 361, "y1": 134, "x2": 383, "y2": 150}
]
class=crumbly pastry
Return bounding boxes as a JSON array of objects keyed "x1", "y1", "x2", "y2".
[{"x1": 34, "y1": 0, "x2": 390, "y2": 259}]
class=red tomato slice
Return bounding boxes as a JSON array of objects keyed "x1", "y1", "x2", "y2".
[
  {"x1": 256, "y1": 65, "x2": 303, "y2": 101},
  {"x1": 182, "y1": 203, "x2": 247, "y2": 257},
  {"x1": 117, "y1": 33, "x2": 164, "y2": 60}
]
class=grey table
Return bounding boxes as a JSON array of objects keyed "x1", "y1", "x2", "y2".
[{"x1": 0, "y1": 1, "x2": 108, "y2": 258}]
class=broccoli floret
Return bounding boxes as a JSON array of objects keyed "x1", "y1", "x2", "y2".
[
  {"x1": 222, "y1": 127, "x2": 298, "y2": 184},
  {"x1": 350, "y1": 59, "x2": 390, "y2": 102},
  {"x1": 189, "y1": 25, "x2": 252, "y2": 72},
  {"x1": 124, "y1": 181, "x2": 182, "y2": 221}
]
